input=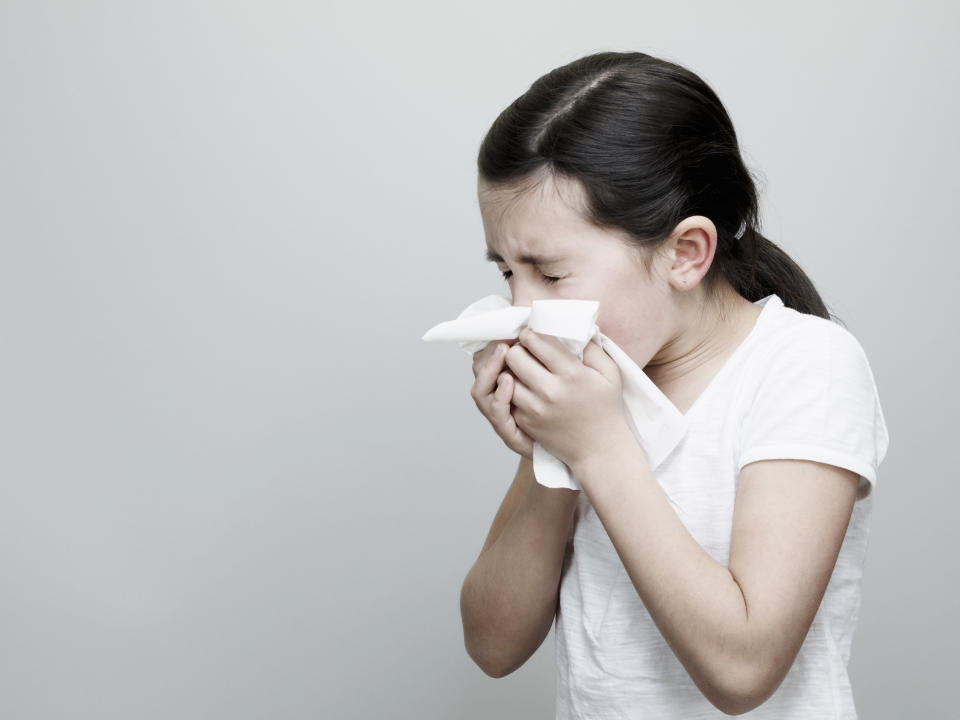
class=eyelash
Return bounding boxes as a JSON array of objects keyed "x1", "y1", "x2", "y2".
[{"x1": 500, "y1": 270, "x2": 561, "y2": 285}]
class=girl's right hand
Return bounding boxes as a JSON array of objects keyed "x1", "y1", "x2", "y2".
[{"x1": 470, "y1": 340, "x2": 534, "y2": 459}]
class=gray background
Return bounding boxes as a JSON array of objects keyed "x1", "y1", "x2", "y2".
[{"x1": 1, "y1": 1, "x2": 955, "y2": 718}]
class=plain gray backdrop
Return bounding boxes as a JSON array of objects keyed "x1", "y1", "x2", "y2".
[{"x1": 1, "y1": 1, "x2": 956, "y2": 717}]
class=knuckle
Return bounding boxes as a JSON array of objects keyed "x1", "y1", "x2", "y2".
[{"x1": 541, "y1": 383, "x2": 559, "y2": 404}]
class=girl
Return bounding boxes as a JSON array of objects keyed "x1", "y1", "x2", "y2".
[{"x1": 459, "y1": 51, "x2": 889, "y2": 718}]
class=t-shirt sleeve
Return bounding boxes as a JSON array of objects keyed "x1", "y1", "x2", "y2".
[{"x1": 736, "y1": 320, "x2": 890, "y2": 499}]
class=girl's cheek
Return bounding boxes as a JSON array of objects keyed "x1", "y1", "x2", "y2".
[
  {"x1": 597, "y1": 315, "x2": 639, "y2": 350},
  {"x1": 596, "y1": 313, "x2": 625, "y2": 339}
]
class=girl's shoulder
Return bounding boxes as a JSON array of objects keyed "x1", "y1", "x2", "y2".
[
  {"x1": 753, "y1": 301, "x2": 872, "y2": 373},
  {"x1": 735, "y1": 302, "x2": 889, "y2": 495}
]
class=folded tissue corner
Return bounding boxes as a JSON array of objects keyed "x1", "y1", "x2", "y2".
[{"x1": 421, "y1": 295, "x2": 689, "y2": 491}]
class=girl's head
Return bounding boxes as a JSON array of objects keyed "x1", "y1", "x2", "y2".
[{"x1": 477, "y1": 51, "x2": 831, "y2": 342}]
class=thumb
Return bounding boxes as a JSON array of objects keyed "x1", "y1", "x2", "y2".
[{"x1": 582, "y1": 340, "x2": 619, "y2": 382}]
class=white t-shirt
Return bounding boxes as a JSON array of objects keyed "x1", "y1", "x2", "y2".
[{"x1": 555, "y1": 293, "x2": 890, "y2": 719}]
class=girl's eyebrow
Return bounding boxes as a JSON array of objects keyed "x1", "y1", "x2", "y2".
[{"x1": 485, "y1": 248, "x2": 563, "y2": 265}]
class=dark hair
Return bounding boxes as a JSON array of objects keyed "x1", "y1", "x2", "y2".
[{"x1": 477, "y1": 51, "x2": 837, "y2": 322}]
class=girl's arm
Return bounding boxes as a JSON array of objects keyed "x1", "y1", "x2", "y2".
[
  {"x1": 460, "y1": 455, "x2": 580, "y2": 677},
  {"x1": 569, "y1": 431, "x2": 857, "y2": 715}
]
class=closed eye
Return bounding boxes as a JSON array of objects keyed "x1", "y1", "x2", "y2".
[{"x1": 500, "y1": 270, "x2": 561, "y2": 285}]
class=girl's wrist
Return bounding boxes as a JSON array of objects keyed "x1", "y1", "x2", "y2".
[{"x1": 570, "y1": 422, "x2": 641, "y2": 485}]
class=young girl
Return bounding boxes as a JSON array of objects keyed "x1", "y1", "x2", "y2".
[{"x1": 459, "y1": 51, "x2": 889, "y2": 718}]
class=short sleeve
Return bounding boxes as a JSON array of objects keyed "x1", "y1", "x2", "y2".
[{"x1": 736, "y1": 320, "x2": 890, "y2": 499}]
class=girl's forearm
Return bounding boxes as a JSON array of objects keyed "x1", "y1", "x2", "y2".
[
  {"x1": 569, "y1": 429, "x2": 758, "y2": 713},
  {"x1": 460, "y1": 479, "x2": 579, "y2": 677}
]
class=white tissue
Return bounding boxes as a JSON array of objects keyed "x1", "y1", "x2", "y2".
[{"x1": 422, "y1": 295, "x2": 689, "y2": 491}]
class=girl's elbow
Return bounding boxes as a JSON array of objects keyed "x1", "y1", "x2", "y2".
[
  {"x1": 464, "y1": 640, "x2": 508, "y2": 678},
  {"x1": 703, "y1": 657, "x2": 783, "y2": 715},
  {"x1": 708, "y1": 687, "x2": 766, "y2": 716}
]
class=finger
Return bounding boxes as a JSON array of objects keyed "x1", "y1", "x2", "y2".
[
  {"x1": 582, "y1": 339, "x2": 616, "y2": 378},
  {"x1": 492, "y1": 373, "x2": 534, "y2": 452},
  {"x1": 516, "y1": 327, "x2": 580, "y2": 374},
  {"x1": 504, "y1": 342, "x2": 551, "y2": 394},
  {"x1": 472, "y1": 341, "x2": 498, "y2": 376},
  {"x1": 491, "y1": 371, "x2": 515, "y2": 423},
  {"x1": 509, "y1": 374, "x2": 538, "y2": 413},
  {"x1": 472, "y1": 342, "x2": 508, "y2": 398}
]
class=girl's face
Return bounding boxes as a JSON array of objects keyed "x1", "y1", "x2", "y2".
[{"x1": 478, "y1": 172, "x2": 681, "y2": 370}]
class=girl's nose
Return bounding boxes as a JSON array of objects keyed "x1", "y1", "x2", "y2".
[{"x1": 510, "y1": 285, "x2": 552, "y2": 310}]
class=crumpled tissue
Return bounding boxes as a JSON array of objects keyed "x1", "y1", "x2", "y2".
[{"x1": 422, "y1": 295, "x2": 689, "y2": 491}]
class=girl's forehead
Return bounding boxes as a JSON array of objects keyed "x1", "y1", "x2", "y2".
[
  {"x1": 479, "y1": 175, "x2": 592, "y2": 246},
  {"x1": 481, "y1": 206, "x2": 581, "y2": 261},
  {"x1": 478, "y1": 171, "x2": 588, "y2": 212}
]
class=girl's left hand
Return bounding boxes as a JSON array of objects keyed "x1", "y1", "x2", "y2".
[{"x1": 503, "y1": 327, "x2": 629, "y2": 470}]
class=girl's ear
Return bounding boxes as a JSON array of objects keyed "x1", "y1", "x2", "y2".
[{"x1": 668, "y1": 216, "x2": 717, "y2": 289}]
